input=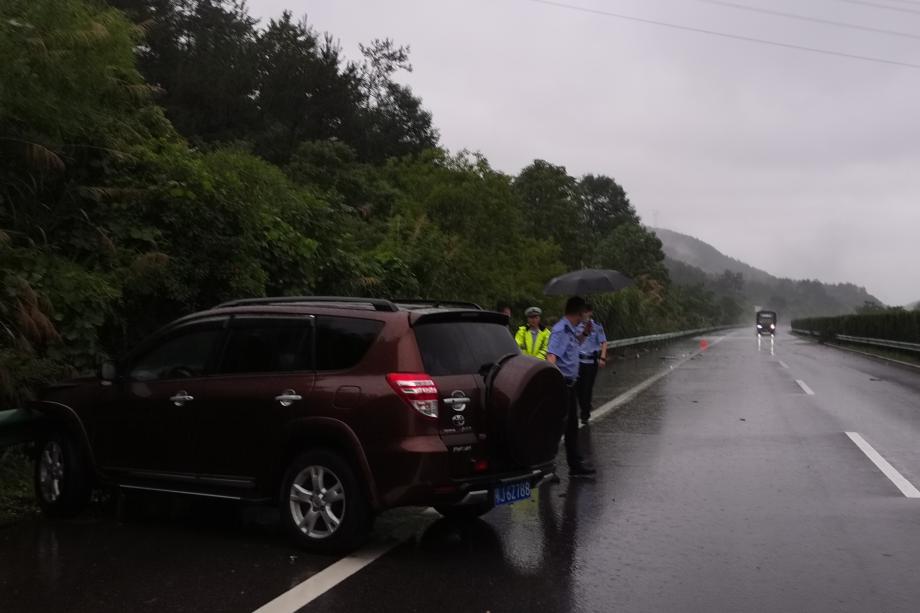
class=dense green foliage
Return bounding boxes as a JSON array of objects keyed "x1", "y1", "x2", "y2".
[
  {"x1": 792, "y1": 311, "x2": 920, "y2": 343},
  {"x1": 0, "y1": 0, "x2": 742, "y2": 405}
]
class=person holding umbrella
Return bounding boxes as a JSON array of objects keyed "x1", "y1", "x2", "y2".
[
  {"x1": 543, "y1": 269, "x2": 633, "y2": 476},
  {"x1": 577, "y1": 303, "x2": 607, "y2": 424},
  {"x1": 546, "y1": 296, "x2": 597, "y2": 477}
]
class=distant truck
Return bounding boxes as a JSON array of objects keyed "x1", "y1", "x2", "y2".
[{"x1": 756, "y1": 310, "x2": 777, "y2": 336}]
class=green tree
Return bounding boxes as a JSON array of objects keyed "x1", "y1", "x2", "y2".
[
  {"x1": 578, "y1": 174, "x2": 639, "y2": 246},
  {"x1": 110, "y1": 0, "x2": 260, "y2": 144},
  {"x1": 594, "y1": 224, "x2": 667, "y2": 283},
  {"x1": 514, "y1": 160, "x2": 585, "y2": 269}
]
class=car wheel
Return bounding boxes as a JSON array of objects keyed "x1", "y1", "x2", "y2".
[
  {"x1": 280, "y1": 449, "x2": 371, "y2": 553},
  {"x1": 34, "y1": 432, "x2": 91, "y2": 518},
  {"x1": 434, "y1": 502, "x2": 494, "y2": 521}
]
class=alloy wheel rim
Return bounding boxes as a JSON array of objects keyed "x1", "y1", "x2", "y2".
[
  {"x1": 289, "y1": 465, "x2": 346, "y2": 539},
  {"x1": 39, "y1": 441, "x2": 65, "y2": 503}
]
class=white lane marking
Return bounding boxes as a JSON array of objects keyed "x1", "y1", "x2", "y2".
[
  {"x1": 795, "y1": 379, "x2": 815, "y2": 395},
  {"x1": 584, "y1": 334, "x2": 729, "y2": 426},
  {"x1": 778, "y1": 360, "x2": 789, "y2": 369},
  {"x1": 253, "y1": 540, "x2": 398, "y2": 613},
  {"x1": 845, "y1": 432, "x2": 920, "y2": 498}
]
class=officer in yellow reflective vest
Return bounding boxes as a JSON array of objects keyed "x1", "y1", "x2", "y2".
[{"x1": 515, "y1": 306, "x2": 551, "y2": 359}]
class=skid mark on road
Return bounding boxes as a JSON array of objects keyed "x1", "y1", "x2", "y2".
[{"x1": 845, "y1": 432, "x2": 920, "y2": 498}]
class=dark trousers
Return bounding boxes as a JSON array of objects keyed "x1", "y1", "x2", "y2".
[
  {"x1": 577, "y1": 360, "x2": 599, "y2": 420},
  {"x1": 563, "y1": 381, "x2": 583, "y2": 467}
]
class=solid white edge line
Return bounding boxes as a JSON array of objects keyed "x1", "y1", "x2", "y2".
[
  {"x1": 778, "y1": 360, "x2": 789, "y2": 369},
  {"x1": 583, "y1": 333, "x2": 729, "y2": 427},
  {"x1": 845, "y1": 432, "x2": 920, "y2": 498},
  {"x1": 253, "y1": 540, "x2": 398, "y2": 613},
  {"x1": 795, "y1": 379, "x2": 815, "y2": 395}
]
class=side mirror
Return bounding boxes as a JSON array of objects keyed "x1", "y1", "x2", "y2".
[{"x1": 100, "y1": 362, "x2": 117, "y2": 382}]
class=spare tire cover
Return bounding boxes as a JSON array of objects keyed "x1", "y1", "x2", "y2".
[{"x1": 488, "y1": 355, "x2": 567, "y2": 467}]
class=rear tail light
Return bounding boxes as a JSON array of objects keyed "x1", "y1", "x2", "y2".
[{"x1": 387, "y1": 373, "x2": 439, "y2": 418}]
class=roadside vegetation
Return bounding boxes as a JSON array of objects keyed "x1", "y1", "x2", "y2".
[
  {"x1": 0, "y1": 446, "x2": 37, "y2": 525},
  {"x1": 792, "y1": 310, "x2": 920, "y2": 344},
  {"x1": 1, "y1": 0, "x2": 744, "y2": 407},
  {"x1": 792, "y1": 310, "x2": 920, "y2": 365}
]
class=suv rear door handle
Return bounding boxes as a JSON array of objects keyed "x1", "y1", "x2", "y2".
[
  {"x1": 170, "y1": 391, "x2": 194, "y2": 406},
  {"x1": 275, "y1": 389, "x2": 302, "y2": 407}
]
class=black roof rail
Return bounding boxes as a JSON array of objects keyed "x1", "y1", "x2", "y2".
[
  {"x1": 215, "y1": 296, "x2": 399, "y2": 312},
  {"x1": 394, "y1": 299, "x2": 484, "y2": 310}
]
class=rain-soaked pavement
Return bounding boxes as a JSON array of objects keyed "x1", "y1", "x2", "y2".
[{"x1": 4, "y1": 329, "x2": 920, "y2": 612}]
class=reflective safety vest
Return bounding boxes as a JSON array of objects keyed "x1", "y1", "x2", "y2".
[{"x1": 515, "y1": 326, "x2": 551, "y2": 360}]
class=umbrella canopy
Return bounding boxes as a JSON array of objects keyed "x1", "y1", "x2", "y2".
[{"x1": 543, "y1": 268, "x2": 634, "y2": 296}]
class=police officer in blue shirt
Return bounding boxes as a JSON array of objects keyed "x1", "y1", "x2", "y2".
[
  {"x1": 576, "y1": 303, "x2": 608, "y2": 424},
  {"x1": 546, "y1": 296, "x2": 597, "y2": 477}
]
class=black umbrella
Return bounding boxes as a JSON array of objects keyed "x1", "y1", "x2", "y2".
[{"x1": 543, "y1": 268, "x2": 634, "y2": 296}]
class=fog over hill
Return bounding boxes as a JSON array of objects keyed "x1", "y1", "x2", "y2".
[{"x1": 652, "y1": 228, "x2": 881, "y2": 320}]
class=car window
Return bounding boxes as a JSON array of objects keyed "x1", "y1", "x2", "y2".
[
  {"x1": 314, "y1": 317, "x2": 383, "y2": 371},
  {"x1": 414, "y1": 322, "x2": 519, "y2": 376},
  {"x1": 218, "y1": 320, "x2": 310, "y2": 374},
  {"x1": 129, "y1": 326, "x2": 224, "y2": 381}
]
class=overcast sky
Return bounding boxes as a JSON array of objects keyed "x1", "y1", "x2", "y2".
[{"x1": 250, "y1": 0, "x2": 919, "y2": 305}]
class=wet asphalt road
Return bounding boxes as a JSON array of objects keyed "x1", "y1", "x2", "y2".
[{"x1": 4, "y1": 329, "x2": 920, "y2": 612}]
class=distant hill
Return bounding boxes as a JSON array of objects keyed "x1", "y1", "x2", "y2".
[
  {"x1": 653, "y1": 227, "x2": 774, "y2": 285},
  {"x1": 652, "y1": 227, "x2": 882, "y2": 319}
]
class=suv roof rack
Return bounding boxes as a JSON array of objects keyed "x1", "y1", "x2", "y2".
[
  {"x1": 394, "y1": 299, "x2": 483, "y2": 310},
  {"x1": 216, "y1": 296, "x2": 399, "y2": 312}
]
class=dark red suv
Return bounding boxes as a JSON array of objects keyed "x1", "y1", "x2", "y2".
[{"x1": 28, "y1": 297, "x2": 566, "y2": 552}]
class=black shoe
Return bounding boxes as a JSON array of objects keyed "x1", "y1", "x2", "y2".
[
  {"x1": 570, "y1": 465, "x2": 597, "y2": 477},
  {"x1": 580, "y1": 413, "x2": 591, "y2": 424}
]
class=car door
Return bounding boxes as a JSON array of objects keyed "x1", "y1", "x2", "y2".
[
  {"x1": 92, "y1": 317, "x2": 227, "y2": 479},
  {"x1": 192, "y1": 315, "x2": 315, "y2": 484}
]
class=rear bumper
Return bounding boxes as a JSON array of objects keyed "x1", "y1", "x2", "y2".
[
  {"x1": 453, "y1": 468, "x2": 556, "y2": 506},
  {"x1": 371, "y1": 434, "x2": 557, "y2": 508},
  {"x1": 377, "y1": 453, "x2": 556, "y2": 508}
]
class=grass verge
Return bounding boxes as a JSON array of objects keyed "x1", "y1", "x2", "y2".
[{"x1": 0, "y1": 444, "x2": 38, "y2": 526}]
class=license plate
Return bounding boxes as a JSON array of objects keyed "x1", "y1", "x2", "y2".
[{"x1": 493, "y1": 479, "x2": 532, "y2": 506}]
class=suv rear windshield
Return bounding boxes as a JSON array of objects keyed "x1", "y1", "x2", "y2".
[{"x1": 414, "y1": 321, "x2": 519, "y2": 376}]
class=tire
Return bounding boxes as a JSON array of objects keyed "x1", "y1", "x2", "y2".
[
  {"x1": 34, "y1": 431, "x2": 91, "y2": 518},
  {"x1": 279, "y1": 449, "x2": 372, "y2": 554},
  {"x1": 434, "y1": 502, "x2": 494, "y2": 521},
  {"x1": 486, "y1": 355, "x2": 567, "y2": 467}
]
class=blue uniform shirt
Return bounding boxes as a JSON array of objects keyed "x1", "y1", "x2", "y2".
[
  {"x1": 577, "y1": 319, "x2": 607, "y2": 364},
  {"x1": 547, "y1": 318, "x2": 582, "y2": 381}
]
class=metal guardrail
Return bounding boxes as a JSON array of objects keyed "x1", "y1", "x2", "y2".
[
  {"x1": 835, "y1": 334, "x2": 920, "y2": 353},
  {"x1": 791, "y1": 329, "x2": 920, "y2": 354},
  {"x1": 607, "y1": 325, "x2": 737, "y2": 349}
]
